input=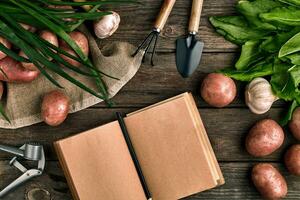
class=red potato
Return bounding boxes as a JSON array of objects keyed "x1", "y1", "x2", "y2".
[
  {"x1": 19, "y1": 51, "x2": 37, "y2": 71},
  {"x1": 39, "y1": 30, "x2": 59, "y2": 51},
  {"x1": 200, "y1": 73, "x2": 237, "y2": 107},
  {"x1": 252, "y1": 163, "x2": 287, "y2": 200},
  {"x1": 284, "y1": 144, "x2": 300, "y2": 176},
  {"x1": 0, "y1": 36, "x2": 12, "y2": 60},
  {"x1": 0, "y1": 57, "x2": 39, "y2": 83},
  {"x1": 59, "y1": 31, "x2": 89, "y2": 67},
  {"x1": 20, "y1": 30, "x2": 58, "y2": 71},
  {"x1": 19, "y1": 23, "x2": 36, "y2": 33},
  {"x1": 41, "y1": 90, "x2": 70, "y2": 126},
  {"x1": 246, "y1": 119, "x2": 284, "y2": 157},
  {"x1": 289, "y1": 107, "x2": 300, "y2": 141},
  {"x1": 0, "y1": 82, "x2": 4, "y2": 100},
  {"x1": 59, "y1": 46, "x2": 81, "y2": 67}
]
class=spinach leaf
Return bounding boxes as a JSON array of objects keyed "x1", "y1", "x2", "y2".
[
  {"x1": 282, "y1": 52, "x2": 300, "y2": 65},
  {"x1": 220, "y1": 59, "x2": 274, "y2": 81},
  {"x1": 279, "y1": 31, "x2": 300, "y2": 57},
  {"x1": 270, "y1": 63, "x2": 300, "y2": 102},
  {"x1": 236, "y1": 0, "x2": 282, "y2": 30},
  {"x1": 209, "y1": 16, "x2": 268, "y2": 45},
  {"x1": 260, "y1": 7, "x2": 300, "y2": 26},
  {"x1": 278, "y1": 0, "x2": 300, "y2": 6},
  {"x1": 260, "y1": 27, "x2": 300, "y2": 53},
  {"x1": 280, "y1": 100, "x2": 298, "y2": 126},
  {"x1": 235, "y1": 40, "x2": 266, "y2": 70},
  {"x1": 290, "y1": 65, "x2": 300, "y2": 87}
]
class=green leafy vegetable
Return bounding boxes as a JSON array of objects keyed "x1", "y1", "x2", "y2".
[
  {"x1": 260, "y1": 7, "x2": 300, "y2": 26},
  {"x1": 210, "y1": 0, "x2": 300, "y2": 125},
  {"x1": 236, "y1": 0, "x2": 282, "y2": 30},
  {"x1": 209, "y1": 16, "x2": 268, "y2": 45},
  {"x1": 235, "y1": 40, "x2": 265, "y2": 70}
]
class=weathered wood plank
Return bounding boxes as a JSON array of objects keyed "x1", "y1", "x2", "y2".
[
  {"x1": 0, "y1": 108, "x2": 295, "y2": 162},
  {"x1": 91, "y1": 52, "x2": 285, "y2": 108},
  {"x1": 103, "y1": 0, "x2": 239, "y2": 52},
  {"x1": 0, "y1": 162, "x2": 298, "y2": 200},
  {"x1": 185, "y1": 163, "x2": 300, "y2": 200}
]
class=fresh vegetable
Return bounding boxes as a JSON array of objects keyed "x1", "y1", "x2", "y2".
[
  {"x1": 0, "y1": 0, "x2": 136, "y2": 109},
  {"x1": 0, "y1": 82, "x2": 3, "y2": 99},
  {"x1": 0, "y1": 57, "x2": 40, "y2": 83},
  {"x1": 0, "y1": 36, "x2": 11, "y2": 60},
  {"x1": 20, "y1": 30, "x2": 59, "y2": 71},
  {"x1": 59, "y1": 31, "x2": 89, "y2": 67},
  {"x1": 284, "y1": 144, "x2": 300, "y2": 176},
  {"x1": 246, "y1": 119, "x2": 284, "y2": 157},
  {"x1": 289, "y1": 107, "x2": 300, "y2": 140},
  {"x1": 210, "y1": 0, "x2": 300, "y2": 125},
  {"x1": 94, "y1": 11, "x2": 120, "y2": 39},
  {"x1": 252, "y1": 163, "x2": 288, "y2": 199},
  {"x1": 41, "y1": 90, "x2": 70, "y2": 126},
  {"x1": 200, "y1": 73, "x2": 237, "y2": 107},
  {"x1": 245, "y1": 78, "x2": 278, "y2": 114}
]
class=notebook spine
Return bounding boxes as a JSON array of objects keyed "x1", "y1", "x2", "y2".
[{"x1": 116, "y1": 112, "x2": 152, "y2": 200}]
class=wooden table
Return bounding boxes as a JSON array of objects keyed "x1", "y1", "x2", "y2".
[{"x1": 1, "y1": 0, "x2": 300, "y2": 199}]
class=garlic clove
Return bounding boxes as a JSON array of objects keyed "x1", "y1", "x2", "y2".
[
  {"x1": 245, "y1": 77, "x2": 278, "y2": 114},
  {"x1": 94, "y1": 11, "x2": 120, "y2": 39}
]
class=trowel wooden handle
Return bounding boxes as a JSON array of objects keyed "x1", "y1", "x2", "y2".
[
  {"x1": 154, "y1": 0, "x2": 176, "y2": 31},
  {"x1": 188, "y1": 0, "x2": 204, "y2": 33}
]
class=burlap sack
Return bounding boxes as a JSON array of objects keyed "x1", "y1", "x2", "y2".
[{"x1": 0, "y1": 26, "x2": 143, "y2": 129}]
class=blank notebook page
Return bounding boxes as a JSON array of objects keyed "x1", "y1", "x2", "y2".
[
  {"x1": 55, "y1": 121, "x2": 147, "y2": 200},
  {"x1": 125, "y1": 95, "x2": 218, "y2": 200}
]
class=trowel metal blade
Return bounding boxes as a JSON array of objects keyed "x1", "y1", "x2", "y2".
[{"x1": 176, "y1": 35, "x2": 204, "y2": 78}]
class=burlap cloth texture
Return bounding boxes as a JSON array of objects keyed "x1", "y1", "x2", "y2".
[{"x1": 0, "y1": 26, "x2": 143, "y2": 129}]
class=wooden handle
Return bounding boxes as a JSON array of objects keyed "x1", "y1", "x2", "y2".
[
  {"x1": 154, "y1": 0, "x2": 176, "y2": 31},
  {"x1": 188, "y1": 0, "x2": 204, "y2": 33}
]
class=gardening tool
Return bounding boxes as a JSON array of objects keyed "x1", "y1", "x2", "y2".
[
  {"x1": 132, "y1": 0, "x2": 176, "y2": 65},
  {"x1": 176, "y1": 0, "x2": 204, "y2": 78},
  {"x1": 0, "y1": 143, "x2": 45, "y2": 197}
]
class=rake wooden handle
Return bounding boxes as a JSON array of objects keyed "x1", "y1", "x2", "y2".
[
  {"x1": 154, "y1": 0, "x2": 176, "y2": 31},
  {"x1": 188, "y1": 0, "x2": 204, "y2": 33}
]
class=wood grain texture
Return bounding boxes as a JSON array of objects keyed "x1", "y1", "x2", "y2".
[
  {"x1": 0, "y1": 108, "x2": 295, "y2": 162},
  {"x1": 103, "y1": 0, "x2": 239, "y2": 52},
  {"x1": 0, "y1": 162, "x2": 298, "y2": 200},
  {"x1": 0, "y1": 0, "x2": 298, "y2": 199},
  {"x1": 188, "y1": 0, "x2": 204, "y2": 33},
  {"x1": 154, "y1": 0, "x2": 176, "y2": 30}
]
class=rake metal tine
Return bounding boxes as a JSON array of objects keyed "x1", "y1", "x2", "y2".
[
  {"x1": 142, "y1": 33, "x2": 156, "y2": 63},
  {"x1": 132, "y1": 31, "x2": 154, "y2": 57},
  {"x1": 150, "y1": 33, "x2": 159, "y2": 66}
]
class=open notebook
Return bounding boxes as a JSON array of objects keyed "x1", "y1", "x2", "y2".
[{"x1": 54, "y1": 93, "x2": 224, "y2": 200}]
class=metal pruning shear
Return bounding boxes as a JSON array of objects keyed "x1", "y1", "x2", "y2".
[{"x1": 0, "y1": 143, "x2": 45, "y2": 197}]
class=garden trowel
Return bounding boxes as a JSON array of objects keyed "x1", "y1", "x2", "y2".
[{"x1": 176, "y1": 0, "x2": 204, "y2": 78}]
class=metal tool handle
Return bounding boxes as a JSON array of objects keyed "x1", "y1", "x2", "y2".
[
  {"x1": 188, "y1": 0, "x2": 204, "y2": 34},
  {"x1": 0, "y1": 169, "x2": 41, "y2": 197},
  {"x1": 154, "y1": 0, "x2": 176, "y2": 31}
]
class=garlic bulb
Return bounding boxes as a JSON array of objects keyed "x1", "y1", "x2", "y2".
[
  {"x1": 245, "y1": 77, "x2": 278, "y2": 114},
  {"x1": 94, "y1": 11, "x2": 120, "y2": 39}
]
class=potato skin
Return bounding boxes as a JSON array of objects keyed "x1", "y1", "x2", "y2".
[
  {"x1": 39, "y1": 30, "x2": 59, "y2": 52},
  {"x1": 284, "y1": 144, "x2": 300, "y2": 176},
  {"x1": 41, "y1": 90, "x2": 70, "y2": 126},
  {"x1": 252, "y1": 163, "x2": 287, "y2": 200},
  {"x1": 246, "y1": 119, "x2": 284, "y2": 157},
  {"x1": 0, "y1": 81, "x2": 4, "y2": 99},
  {"x1": 289, "y1": 108, "x2": 300, "y2": 141},
  {"x1": 200, "y1": 73, "x2": 237, "y2": 107},
  {"x1": 19, "y1": 51, "x2": 37, "y2": 71},
  {"x1": 59, "y1": 31, "x2": 89, "y2": 67},
  {"x1": 0, "y1": 36, "x2": 11, "y2": 60},
  {"x1": 0, "y1": 57, "x2": 40, "y2": 83}
]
